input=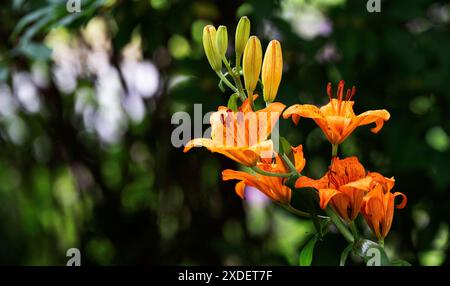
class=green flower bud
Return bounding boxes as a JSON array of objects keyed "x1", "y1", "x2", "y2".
[
  {"x1": 235, "y1": 16, "x2": 250, "y2": 57},
  {"x1": 242, "y1": 36, "x2": 262, "y2": 95},
  {"x1": 202, "y1": 25, "x2": 222, "y2": 72},
  {"x1": 216, "y1": 25, "x2": 228, "y2": 59}
]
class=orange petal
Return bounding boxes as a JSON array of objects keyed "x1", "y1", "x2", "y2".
[
  {"x1": 248, "y1": 139, "x2": 274, "y2": 160},
  {"x1": 369, "y1": 172, "x2": 395, "y2": 192},
  {"x1": 240, "y1": 94, "x2": 259, "y2": 113},
  {"x1": 341, "y1": 177, "x2": 373, "y2": 192},
  {"x1": 291, "y1": 144, "x2": 306, "y2": 172},
  {"x1": 222, "y1": 169, "x2": 260, "y2": 190},
  {"x1": 226, "y1": 149, "x2": 260, "y2": 166},
  {"x1": 295, "y1": 175, "x2": 328, "y2": 190},
  {"x1": 318, "y1": 188, "x2": 340, "y2": 209},
  {"x1": 364, "y1": 196, "x2": 384, "y2": 239},
  {"x1": 329, "y1": 156, "x2": 366, "y2": 183},
  {"x1": 183, "y1": 138, "x2": 214, "y2": 152},
  {"x1": 393, "y1": 192, "x2": 407, "y2": 209},
  {"x1": 235, "y1": 181, "x2": 246, "y2": 199},
  {"x1": 256, "y1": 102, "x2": 286, "y2": 140},
  {"x1": 331, "y1": 194, "x2": 352, "y2": 221},
  {"x1": 320, "y1": 99, "x2": 356, "y2": 117},
  {"x1": 222, "y1": 170, "x2": 252, "y2": 200},
  {"x1": 283, "y1": 104, "x2": 324, "y2": 121},
  {"x1": 356, "y1": 109, "x2": 390, "y2": 133}
]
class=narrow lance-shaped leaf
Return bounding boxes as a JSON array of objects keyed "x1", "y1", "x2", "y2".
[{"x1": 299, "y1": 234, "x2": 318, "y2": 266}]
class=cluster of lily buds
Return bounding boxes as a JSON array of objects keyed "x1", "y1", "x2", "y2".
[{"x1": 201, "y1": 16, "x2": 283, "y2": 104}]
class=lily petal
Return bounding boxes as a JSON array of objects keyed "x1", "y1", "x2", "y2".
[
  {"x1": 183, "y1": 138, "x2": 214, "y2": 152},
  {"x1": 235, "y1": 181, "x2": 246, "y2": 199},
  {"x1": 393, "y1": 192, "x2": 407, "y2": 209},
  {"x1": 356, "y1": 109, "x2": 390, "y2": 133},
  {"x1": 283, "y1": 104, "x2": 324, "y2": 124},
  {"x1": 318, "y1": 188, "x2": 341, "y2": 209}
]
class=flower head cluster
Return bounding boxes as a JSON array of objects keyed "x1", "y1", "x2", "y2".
[{"x1": 183, "y1": 16, "x2": 407, "y2": 246}]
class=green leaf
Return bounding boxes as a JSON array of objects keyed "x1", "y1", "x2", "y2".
[
  {"x1": 20, "y1": 13, "x2": 55, "y2": 44},
  {"x1": 11, "y1": 6, "x2": 53, "y2": 40},
  {"x1": 353, "y1": 239, "x2": 391, "y2": 266},
  {"x1": 391, "y1": 259, "x2": 412, "y2": 266},
  {"x1": 279, "y1": 137, "x2": 292, "y2": 156},
  {"x1": 227, "y1": 93, "x2": 239, "y2": 112},
  {"x1": 50, "y1": 12, "x2": 84, "y2": 29},
  {"x1": 340, "y1": 243, "x2": 353, "y2": 266},
  {"x1": 16, "y1": 42, "x2": 52, "y2": 61},
  {"x1": 0, "y1": 66, "x2": 9, "y2": 82},
  {"x1": 218, "y1": 71, "x2": 234, "y2": 93},
  {"x1": 218, "y1": 79, "x2": 226, "y2": 93},
  {"x1": 299, "y1": 235, "x2": 318, "y2": 266}
]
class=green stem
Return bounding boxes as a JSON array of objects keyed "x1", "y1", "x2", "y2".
[
  {"x1": 251, "y1": 166, "x2": 292, "y2": 178},
  {"x1": 331, "y1": 144, "x2": 339, "y2": 157},
  {"x1": 223, "y1": 57, "x2": 246, "y2": 101},
  {"x1": 349, "y1": 221, "x2": 359, "y2": 240},
  {"x1": 235, "y1": 53, "x2": 241, "y2": 72},
  {"x1": 281, "y1": 154, "x2": 299, "y2": 175},
  {"x1": 378, "y1": 239, "x2": 385, "y2": 248},
  {"x1": 284, "y1": 204, "x2": 311, "y2": 218},
  {"x1": 216, "y1": 71, "x2": 238, "y2": 93},
  {"x1": 325, "y1": 207, "x2": 354, "y2": 243},
  {"x1": 234, "y1": 73, "x2": 246, "y2": 100},
  {"x1": 285, "y1": 205, "x2": 330, "y2": 220}
]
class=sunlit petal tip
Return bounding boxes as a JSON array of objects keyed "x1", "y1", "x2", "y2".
[
  {"x1": 183, "y1": 138, "x2": 213, "y2": 153},
  {"x1": 282, "y1": 104, "x2": 299, "y2": 119},
  {"x1": 263, "y1": 101, "x2": 286, "y2": 114},
  {"x1": 235, "y1": 181, "x2": 246, "y2": 199}
]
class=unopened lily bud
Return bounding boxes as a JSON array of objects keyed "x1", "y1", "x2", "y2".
[
  {"x1": 242, "y1": 36, "x2": 262, "y2": 95},
  {"x1": 202, "y1": 25, "x2": 222, "y2": 72},
  {"x1": 216, "y1": 25, "x2": 228, "y2": 59},
  {"x1": 235, "y1": 16, "x2": 250, "y2": 58},
  {"x1": 262, "y1": 40, "x2": 283, "y2": 103}
]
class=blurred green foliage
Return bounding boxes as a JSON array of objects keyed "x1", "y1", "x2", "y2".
[{"x1": 0, "y1": 0, "x2": 449, "y2": 265}]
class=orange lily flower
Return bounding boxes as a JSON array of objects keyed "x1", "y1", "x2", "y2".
[
  {"x1": 295, "y1": 156, "x2": 372, "y2": 221},
  {"x1": 361, "y1": 173, "x2": 407, "y2": 240},
  {"x1": 184, "y1": 96, "x2": 285, "y2": 166},
  {"x1": 283, "y1": 80, "x2": 390, "y2": 145},
  {"x1": 222, "y1": 145, "x2": 306, "y2": 204}
]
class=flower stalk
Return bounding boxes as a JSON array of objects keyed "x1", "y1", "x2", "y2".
[
  {"x1": 251, "y1": 166, "x2": 292, "y2": 178},
  {"x1": 332, "y1": 144, "x2": 338, "y2": 157},
  {"x1": 325, "y1": 207, "x2": 354, "y2": 243}
]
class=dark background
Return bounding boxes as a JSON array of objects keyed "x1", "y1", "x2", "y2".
[{"x1": 0, "y1": 0, "x2": 449, "y2": 265}]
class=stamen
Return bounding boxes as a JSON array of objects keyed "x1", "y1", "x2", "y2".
[
  {"x1": 326, "y1": 82, "x2": 333, "y2": 101},
  {"x1": 342, "y1": 85, "x2": 356, "y2": 115},
  {"x1": 327, "y1": 82, "x2": 336, "y2": 114},
  {"x1": 337, "y1": 80, "x2": 345, "y2": 102},
  {"x1": 337, "y1": 80, "x2": 345, "y2": 114},
  {"x1": 345, "y1": 89, "x2": 351, "y2": 101},
  {"x1": 348, "y1": 86, "x2": 356, "y2": 101}
]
